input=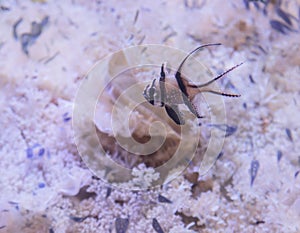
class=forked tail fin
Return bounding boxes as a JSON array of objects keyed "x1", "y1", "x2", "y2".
[
  {"x1": 199, "y1": 89, "x2": 241, "y2": 97},
  {"x1": 188, "y1": 62, "x2": 243, "y2": 97}
]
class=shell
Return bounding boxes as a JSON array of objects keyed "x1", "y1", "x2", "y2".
[
  {"x1": 93, "y1": 46, "x2": 209, "y2": 171},
  {"x1": 94, "y1": 62, "x2": 197, "y2": 168},
  {"x1": 74, "y1": 45, "x2": 225, "y2": 187}
]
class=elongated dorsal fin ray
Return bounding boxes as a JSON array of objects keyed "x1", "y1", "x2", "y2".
[
  {"x1": 176, "y1": 43, "x2": 222, "y2": 75},
  {"x1": 159, "y1": 63, "x2": 166, "y2": 106}
]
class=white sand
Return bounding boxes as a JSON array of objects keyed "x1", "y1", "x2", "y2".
[{"x1": 0, "y1": 0, "x2": 300, "y2": 232}]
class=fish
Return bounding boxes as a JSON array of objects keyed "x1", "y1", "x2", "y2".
[{"x1": 143, "y1": 43, "x2": 242, "y2": 125}]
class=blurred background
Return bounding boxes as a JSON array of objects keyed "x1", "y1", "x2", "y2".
[{"x1": 0, "y1": 0, "x2": 300, "y2": 232}]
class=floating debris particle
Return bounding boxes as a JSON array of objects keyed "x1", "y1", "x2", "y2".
[
  {"x1": 13, "y1": 18, "x2": 23, "y2": 40},
  {"x1": 32, "y1": 0, "x2": 48, "y2": 3},
  {"x1": 49, "y1": 228, "x2": 54, "y2": 233},
  {"x1": 249, "y1": 74, "x2": 255, "y2": 84},
  {"x1": 152, "y1": 218, "x2": 164, "y2": 233},
  {"x1": 69, "y1": 216, "x2": 88, "y2": 223},
  {"x1": 295, "y1": 170, "x2": 300, "y2": 178},
  {"x1": 270, "y1": 20, "x2": 292, "y2": 34},
  {"x1": 186, "y1": 33, "x2": 202, "y2": 43},
  {"x1": 285, "y1": 128, "x2": 293, "y2": 142},
  {"x1": 158, "y1": 194, "x2": 172, "y2": 204},
  {"x1": 63, "y1": 112, "x2": 71, "y2": 122},
  {"x1": 133, "y1": 10, "x2": 139, "y2": 24},
  {"x1": 257, "y1": 45, "x2": 267, "y2": 54},
  {"x1": 207, "y1": 124, "x2": 238, "y2": 137},
  {"x1": 44, "y1": 51, "x2": 60, "y2": 64},
  {"x1": 26, "y1": 147, "x2": 34, "y2": 158},
  {"x1": 115, "y1": 217, "x2": 129, "y2": 233},
  {"x1": 0, "y1": 5, "x2": 10, "y2": 11},
  {"x1": 8, "y1": 201, "x2": 18, "y2": 205},
  {"x1": 20, "y1": 33, "x2": 33, "y2": 55},
  {"x1": 250, "y1": 160, "x2": 259, "y2": 186},
  {"x1": 243, "y1": 0, "x2": 250, "y2": 10},
  {"x1": 8, "y1": 201, "x2": 19, "y2": 210},
  {"x1": 277, "y1": 150, "x2": 282, "y2": 162},
  {"x1": 0, "y1": 226, "x2": 6, "y2": 229},
  {"x1": 252, "y1": 1, "x2": 260, "y2": 10},
  {"x1": 276, "y1": 8, "x2": 293, "y2": 26},
  {"x1": 38, "y1": 182, "x2": 46, "y2": 188},
  {"x1": 183, "y1": 0, "x2": 205, "y2": 9},
  {"x1": 162, "y1": 31, "x2": 177, "y2": 43},
  {"x1": 251, "y1": 219, "x2": 265, "y2": 225},
  {"x1": 16, "y1": 16, "x2": 49, "y2": 55},
  {"x1": 106, "y1": 187, "x2": 112, "y2": 198},
  {"x1": 38, "y1": 148, "x2": 45, "y2": 156},
  {"x1": 26, "y1": 144, "x2": 45, "y2": 158},
  {"x1": 248, "y1": 0, "x2": 267, "y2": 3},
  {"x1": 138, "y1": 35, "x2": 146, "y2": 45}
]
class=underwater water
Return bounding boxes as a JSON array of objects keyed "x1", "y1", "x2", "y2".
[{"x1": 0, "y1": 0, "x2": 300, "y2": 232}]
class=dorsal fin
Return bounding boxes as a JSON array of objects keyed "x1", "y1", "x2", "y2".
[{"x1": 174, "y1": 43, "x2": 221, "y2": 115}]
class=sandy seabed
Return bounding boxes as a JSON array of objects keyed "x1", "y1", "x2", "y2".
[{"x1": 0, "y1": 0, "x2": 300, "y2": 232}]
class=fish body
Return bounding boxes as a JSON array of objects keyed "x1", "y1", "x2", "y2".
[{"x1": 143, "y1": 43, "x2": 242, "y2": 125}]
